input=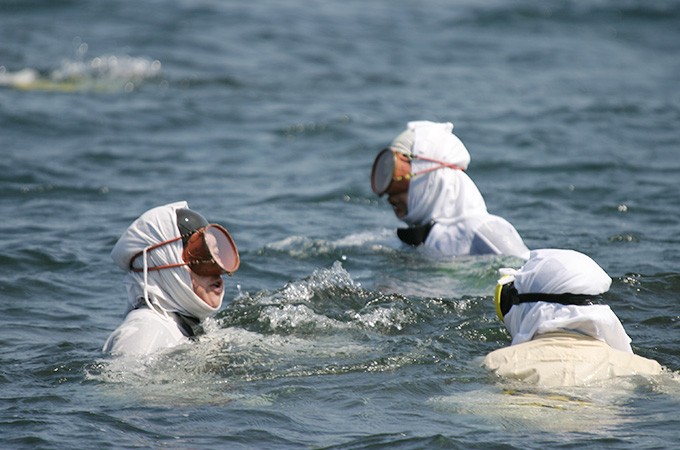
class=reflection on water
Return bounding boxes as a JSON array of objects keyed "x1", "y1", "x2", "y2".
[{"x1": 430, "y1": 375, "x2": 671, "y2": 434}]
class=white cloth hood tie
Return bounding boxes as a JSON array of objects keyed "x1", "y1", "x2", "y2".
[
  {"x1": 110, "y1": 201, "x2": 222, "y2": 322},
  {"x1": 394, "y1": 121, "x2": 488, "y2": 227},
  {"x1": 500, "y1": 248, "x2": 633, "y2": 353}
]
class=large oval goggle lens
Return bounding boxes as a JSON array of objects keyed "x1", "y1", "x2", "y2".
[
  {"x1": 371, "y1": 148, "x2": 396, "y2": 196},
  {"x1": 183, "y1": 224, "x2": 240, "y2": 276}
]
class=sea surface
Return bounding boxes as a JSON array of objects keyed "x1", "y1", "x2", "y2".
[{"x1": 1, "y1": 0, "x2": 679, "y2": 448}]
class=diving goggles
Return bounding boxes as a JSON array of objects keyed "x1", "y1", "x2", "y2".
[
  {"x1": 370, "y1": 148, "x2": 465, "y2": 196},
  {"x1": 130, "y1": 224, "x2": 240, "y2": 276},
  {"x1": 494, "y1": 276, "x2": 597, "y2": 321},
  {"x1": 494, "y1": 276, "x2": 517, "y2": 321}
]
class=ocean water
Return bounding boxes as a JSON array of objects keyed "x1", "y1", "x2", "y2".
[{"x1": 1, "y1": 0, "x2": 680, "y2": 448}]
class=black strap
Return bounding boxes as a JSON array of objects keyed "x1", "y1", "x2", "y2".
[
  {"x1": 176, "y1": 313, "x2": 204, "y2": 338},
  {"x1": 134, "y1": 299, "x2": 204, "y2": 339},
  {"x1": 397, "y1": 221, "x2": 435, "y2": 247},
  {"x1": 515, "y1": 293, "x2": 597, "y2": 307},
  {"x1": 498, "y1": 282, "x2": 600, "y2": 319}
]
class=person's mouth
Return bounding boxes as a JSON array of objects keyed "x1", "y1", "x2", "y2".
[{"x1": 211, "y1": 278, "x2": 224, "y2": 292}]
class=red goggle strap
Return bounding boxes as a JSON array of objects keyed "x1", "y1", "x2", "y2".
[
  {"x1": 129, "y1": 236, "x2": 182, "y2": 272},
  {"x1": 393, "y1": 153, "x2": 465, "y2": 182}
]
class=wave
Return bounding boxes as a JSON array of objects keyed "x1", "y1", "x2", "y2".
[
  {"x1": 86, "y1": 261, "x2": 496, "y2": 400},
  {"x1": 0, "y1": 54, "x2": 161, "y2": 93},
  {"x1": 466, "y1": 0, "x2": 680, "y2": 26}
]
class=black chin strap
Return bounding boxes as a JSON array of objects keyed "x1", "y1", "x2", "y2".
[{"x1": 397, "y1": 221, "x2": 435, "y2": 247}]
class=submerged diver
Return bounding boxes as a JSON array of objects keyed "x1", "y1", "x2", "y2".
[
  {"x1": 370, "y1": 120, "x2": 529, "y2": 258},
  {"x1": 484, "y1": 248, "x2": 663, "y2": 387},
  {"x1": 103, "y1": 201, "x2": 240, "y2": 356}
]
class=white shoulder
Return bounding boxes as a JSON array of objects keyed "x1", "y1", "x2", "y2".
[
  {"x1": 470, "y1": 215, "x2": 529, "y2": 258},
  {"x1": 102, "y1": 308, "x2": 189, "y2": 356}
]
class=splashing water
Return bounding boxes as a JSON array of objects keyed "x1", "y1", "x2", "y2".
[
  {"x1": 87, "y1": 261, "x2": 441, "y2": 403},
  {"x1": 0, "y1": 55, "x2": 161, "y2": 92}
]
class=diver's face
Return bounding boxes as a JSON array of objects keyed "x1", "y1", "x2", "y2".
[
  {"x1": 387, "y1": 190, "x2": 408, "y2": 218},
  {"x1": 190, "y1": 270, "x2": 224, "y2": 308}
]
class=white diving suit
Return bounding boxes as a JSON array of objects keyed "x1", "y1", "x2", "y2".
[
  {"x1": 390, "y1": 121, "x2": 529, "y2": 259},
  {"x1": 484, "y1": 248, "x2": 663, "y2": 387},
  {"x1": 103, "y1": 201, "x2": 224, "y2": 356}
]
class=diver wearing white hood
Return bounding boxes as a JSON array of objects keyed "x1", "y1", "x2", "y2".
[
  {"x1": 371, "y1": 121, "x2": 529, "y2": 258},
  {"x1": 484, "y1": 248, "x2": 663, "y2": 387},
  {"x1": 103, "y1": 201, "x2": 240, "y2": 356}
]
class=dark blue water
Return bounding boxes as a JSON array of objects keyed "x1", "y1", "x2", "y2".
[{"x1": 2, "y1": 1, "x2": 679, "y2": 448}]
